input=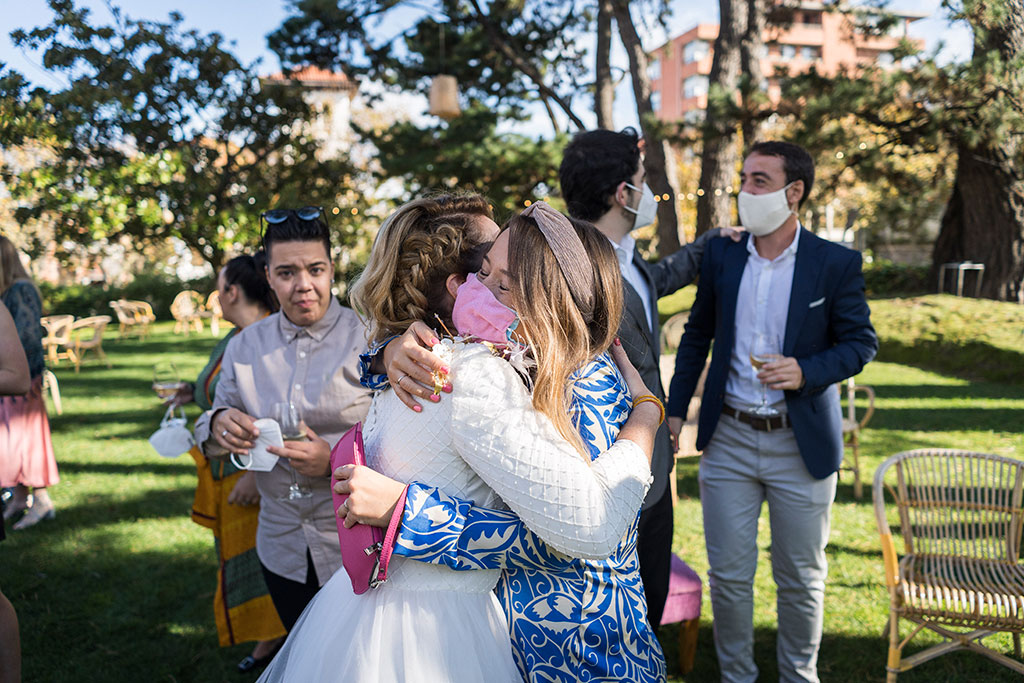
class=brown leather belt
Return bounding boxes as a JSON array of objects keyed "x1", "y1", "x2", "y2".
[{"x1": 721, "y1": 404, "x2": 791, "y2": 432}]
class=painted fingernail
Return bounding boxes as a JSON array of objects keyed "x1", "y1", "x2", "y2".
[
  {"x1": 413, "y1": 405, "x2": 422, "y2": 413},
  {"x1": 441, "y1": 366, "x2": 451, "y2": 374},
  {"x1": 430, "y1": 394, "x2": 441, "y2": 402},
  {"x1": 431, "y1": 337, "x2": 440, "y2": 345},
  {"x1": 614, "y1": 338, "x2": 621, "y2": 346},
  {"x1": 443, "y1": 383, "x2": 453, "y2": 393}
]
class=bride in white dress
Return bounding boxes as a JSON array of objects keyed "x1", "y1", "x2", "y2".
[{"x1": 257, "y1": 195, "x2": 663, "y2": 682}]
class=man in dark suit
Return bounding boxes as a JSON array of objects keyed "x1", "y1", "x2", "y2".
[
  {"x1": 667, "y1": 141, "x2": 877, "y2": 682},
  {"x1": 560, "y1": 128, "x2": 731, "y2": 629}
]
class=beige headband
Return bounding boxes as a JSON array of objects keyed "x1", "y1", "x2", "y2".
[{"x1": 521, "y1": 201, "x2": 595, "y2": 322}]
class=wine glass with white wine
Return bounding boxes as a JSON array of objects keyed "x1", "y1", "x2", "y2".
[
  {"x1": 272, "y1": 401, "x2": 313, "y2": 500},
  {"x1": 749, "y1": 332, "x2": 781, "y2": 417},
  {"x1": 152, "y1": 362, "x2": 182, "y2": 401}
]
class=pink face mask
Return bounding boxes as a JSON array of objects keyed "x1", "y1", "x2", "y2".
[{"x1": 452, "y1": 273, "x2": 520, "y2": 346}]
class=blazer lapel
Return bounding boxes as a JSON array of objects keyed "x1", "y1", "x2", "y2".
[
  {"x1": 622, "y1": 279, "x2": 655, "y2": 349},
  {"x1": 784, "y1": 229, "x2": 824, "y2": 356},
  {"x1": 632, "y1": 251, "x2": 659, "y2": 347},
  {"x1": 720, "y1": 237, "x2": 750, "y2": 345}
]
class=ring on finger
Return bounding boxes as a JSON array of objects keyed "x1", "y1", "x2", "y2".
[
  {"x1": 397, "y1": 373, "x2": 409, "y2": 387},
  {"x1": 221, "y1": 429, "x2": 230, "y2": 438}
]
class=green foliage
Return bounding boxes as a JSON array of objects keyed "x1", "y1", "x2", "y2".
[
  {"x1": 862, "y1": 259, "x2": 930, "y2": 297},
  {"x1": 269, "y1": 0, "x2": 591, "y2": 208},
  {"x1": 38, "y1": 272, "x2": 214, "y2": 319},
  {"x1": 1, "y1": 0, "x2": 363, "y2": 270},
  {"x1": 358, "y1": 104, "x2": 565, "y2": 217}
]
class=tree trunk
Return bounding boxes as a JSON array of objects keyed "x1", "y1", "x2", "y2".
[
  {"x1": 612, "y1": 0, "x2": 680, "y2": 255},
  {"x1": 739, "y1": 0, "x2": 766, "y2": 145},
  {"x1": 595, "y1": 0, "x2": 615, "y2": 129},
  {"x1": 932, "y1": 144, "x2": 1024, "y2": 301},
  {"x1": 931, "y1": 0, "x2": 1024, "y2": 301},
  {"x1": 696, "y1": 0, "x2": 745, "y2": 236}
]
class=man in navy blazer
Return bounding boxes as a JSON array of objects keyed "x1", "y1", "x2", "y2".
[{"x1": 667, "y1": 141, "x2": 877, "y2": 682}]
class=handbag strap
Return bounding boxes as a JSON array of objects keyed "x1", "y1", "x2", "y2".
[{"x1": 375, "y1": 485, "x2": 409, "y2": 584}]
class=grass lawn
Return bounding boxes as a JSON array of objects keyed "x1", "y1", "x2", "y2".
[{"x1": 4, "y1": 299, "x2": 1024, "y2": 682}]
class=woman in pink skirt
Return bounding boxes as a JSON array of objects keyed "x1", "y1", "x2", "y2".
[{"x1": 0, "y1": 235, "x2": 59, "y2": 531}]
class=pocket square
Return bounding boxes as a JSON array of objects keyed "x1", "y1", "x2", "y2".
[{"x1": 808, "y1": 297, "x2": 825, "y2": 308}]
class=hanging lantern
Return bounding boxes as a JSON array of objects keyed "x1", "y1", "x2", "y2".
[{"x1": 429, "y1": 74, "x2": 461, "y2": 120}]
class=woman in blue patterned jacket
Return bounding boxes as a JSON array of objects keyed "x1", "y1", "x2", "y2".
[{"x1": 340, "y1": 205, "x2": 668, "y2": 683}]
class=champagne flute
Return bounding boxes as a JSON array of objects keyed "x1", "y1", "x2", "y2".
[
  {"x1": 152, "y1": 362, "x2": 181, "y2": 400},
  {"x1": 272, "y1": 401, "x2": 313, "y2": 500},
  {"x1": 749, "y1": 332, "x2": 782, "y2": 417}
]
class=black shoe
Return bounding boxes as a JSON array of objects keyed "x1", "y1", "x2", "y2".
[{"x1": 237, "y1": 641, "x2": 283, "y2": 674}]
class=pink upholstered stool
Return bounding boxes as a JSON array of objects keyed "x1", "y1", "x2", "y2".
[{"x1": 660, "y1": 553, "x2": 703, "y2": 674}]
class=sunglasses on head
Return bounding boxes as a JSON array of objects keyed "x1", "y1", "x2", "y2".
[{"x1": 259, "y1": 206, "x2": 327, "y2": 250}]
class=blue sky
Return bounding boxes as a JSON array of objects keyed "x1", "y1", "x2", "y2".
[{"x1": 0, "y1": 0, "x2": 972, "y2": 135}]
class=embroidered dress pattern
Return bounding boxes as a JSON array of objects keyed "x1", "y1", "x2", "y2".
[{"x1": 390, "y1": 353, "x2": 666, "y2": 683}]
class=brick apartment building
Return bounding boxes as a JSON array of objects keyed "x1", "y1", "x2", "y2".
[{"x1": 650, "y1": 2, "x2": 927, "y2": 122}]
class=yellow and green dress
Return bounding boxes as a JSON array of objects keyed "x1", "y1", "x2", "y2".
[{"x1": 189, "y1": 328, "x2": 286, "y2": 646}]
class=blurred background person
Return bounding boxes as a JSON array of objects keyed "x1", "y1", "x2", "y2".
[
  {"x1": 0, "y1": 300, "x2": 30, "y2": 683},
  {"x1": 0, "y1": 235, "x2": 58, "y2": 531},
  {"x1": 165, "y1": 252, "x2": 286, "y2": 672}
]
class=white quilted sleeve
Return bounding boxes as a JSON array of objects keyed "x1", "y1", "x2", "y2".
[{"x1": 449, "y1": 345, "x2": 652, "y2": 559}]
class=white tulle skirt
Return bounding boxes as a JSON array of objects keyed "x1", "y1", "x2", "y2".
[{"x1": 257, "y1": 563, "x2": 521, "y2": 683}]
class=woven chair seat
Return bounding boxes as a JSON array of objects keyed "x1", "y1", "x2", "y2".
[
  {"x1": 874, "y1": 449, "x2": 1024, "y2": 680},
  {"x1": 898, "y1": 554, "x2": 1024, "y2": 630}
]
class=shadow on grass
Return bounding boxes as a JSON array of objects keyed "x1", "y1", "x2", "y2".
[
  {"x1": 660, "y1": 619, "x2": 1023, "y2": 682},
  {"x1": 870, "y1": 383, "x2": 1024, "y2": 401},
  {"x1": 878, "y1": 339, "x2": 1024, "y2": 385},
  {"x1": 57, "y1": 459, "x2": 196, "y2": 477},
  {"x1": 4, "y1": 527, "x2": 251, "y2": 683}
]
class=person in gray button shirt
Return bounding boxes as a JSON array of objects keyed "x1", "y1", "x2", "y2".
[{"x1": 194, "y1": 209, "x2": 371, "y2": 633}]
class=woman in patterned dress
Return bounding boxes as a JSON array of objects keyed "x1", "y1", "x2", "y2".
[
  {"x1": 0, "y1": 235, "x2": 59, "y2": 531},
  {"x1": 342, "y1": 207, "x2": 669, "y2": 682},
  {"x1": 258, "y1": 195, "x2": 662, "y2": 682}
]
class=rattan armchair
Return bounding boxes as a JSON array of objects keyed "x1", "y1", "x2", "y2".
[
  {"x1": 171, "y1": 290, "x2": 204, "y2": 336},
  {"x1": 873, "y1": 449, "x2": 1024, "y2": 681}
]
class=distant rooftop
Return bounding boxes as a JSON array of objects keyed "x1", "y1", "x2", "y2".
[{"x1": 262, "y1": 65, "x2": 356, "y2": 91}]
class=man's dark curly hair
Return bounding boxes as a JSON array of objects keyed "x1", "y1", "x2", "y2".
[{"x1": 559, "y1": 128, "x2": 642, "y2": 222}]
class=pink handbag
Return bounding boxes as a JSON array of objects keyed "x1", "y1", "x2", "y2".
[{"x1": 330, "y1": 423, "x2": 407, "y2": 595}]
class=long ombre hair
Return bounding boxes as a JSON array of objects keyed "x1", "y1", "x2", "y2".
[
  {"x1": 505, "y1": 213, "x2": 624, "y2": 458},
  {"x1": 0, "y1": 235, "x2": 37, "y2": 296},
  {"x1": 350, "y1": 194, "x2": 494, "y2": 344}
]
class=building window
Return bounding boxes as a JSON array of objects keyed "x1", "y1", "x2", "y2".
[
  {"x1": 799, "y1": 11, "x2": 822, "y2": 25},
  {"x1": 648, "y1": 59, "x2": 661, "y2": 81},
  {"x1": 780, "y1": 44, "x2": 796, "y2": 61},
  {"x1": 683, "y1": 75, "x2": 709, "y2": 99},
  {"x1": 800, "y1": 46, "x2": 820, "y2": 61},
  {"x1": 650, "y1": 91, "x2": 662, "y2": 111},
  {"x1": 683, "y1": 40, "x2": 710, "y2": 64}
]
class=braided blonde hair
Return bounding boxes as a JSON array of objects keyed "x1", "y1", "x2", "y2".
[{"x1": 350, "y1": 194, "x2": 494, "y2": 343}]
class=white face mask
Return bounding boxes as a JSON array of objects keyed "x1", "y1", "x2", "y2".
[
  {"x1": 737, "y1": 182, "x2": 797, "y2": 237},
  {"x1": 624, "y1": 182, "x2": 658, "y2": 230}
]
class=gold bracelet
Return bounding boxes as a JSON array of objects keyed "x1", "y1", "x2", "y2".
[{"x1": 632, "y1": 394, "x2": 665, "y2": 426}]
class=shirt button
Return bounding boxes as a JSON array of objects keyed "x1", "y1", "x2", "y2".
[
  {"x1": 299, "y1": 351, "x2": 307, "y2": 359},
  {"x1": 294, "y1": 384, "x2": 302, "y2": 391}
]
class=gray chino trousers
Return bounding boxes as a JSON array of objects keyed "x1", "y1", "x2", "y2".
[{"x1": 700, "y1": 410, "x2": 837, "y2": 683}]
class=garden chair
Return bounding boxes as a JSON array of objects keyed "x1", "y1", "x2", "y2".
[
  {"x1": 126, "y1": 300, "x2": 155, "y2": 338},
  {"x1": 41, "y1": 369, "x2": 62, "y2": 415},
  {"x1": 873, "y1": 449, "x2": 1024, "y2": 681},
  {"x1": 839, "y1": 376, "x2": 875, "y2": 499},
  {"x1": 660, "y1": 310, "x2": 690, "y2": 354},
  {"x1": 40, "y1": 315, "x2": 77, "y2": 367},
  {"x1": 200, "y1": 290, "x2": 222, "y2": 337},
  {"x1": 70, "y1": 315, "x2": 112, "y2": 372},
  {"x1": 170, "y1": 290, "x2": 204, "y2": 336},
  {"x1": 660, "y1": 553, "x2": 703, "y2": 674}
]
